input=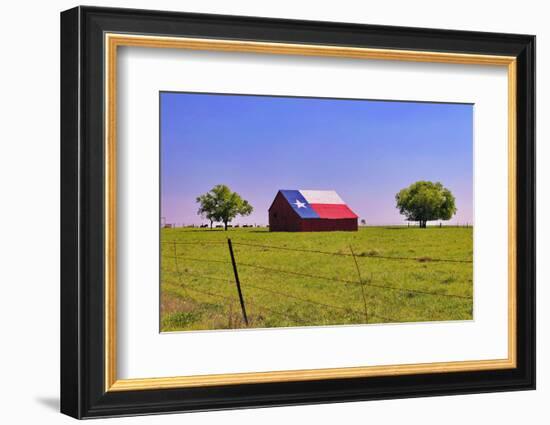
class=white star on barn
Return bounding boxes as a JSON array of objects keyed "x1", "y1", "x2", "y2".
[{"x1": 294, "y1": 199, "x2": 307, "y2": 209}]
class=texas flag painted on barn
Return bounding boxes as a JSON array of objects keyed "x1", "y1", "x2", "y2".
[{"x1": 279, "y1": 190, "x2": 358, "y2": 219}]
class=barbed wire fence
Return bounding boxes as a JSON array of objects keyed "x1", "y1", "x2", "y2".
[{"x1": 161, "y1": 238, "x2": 473, "y2": 328}]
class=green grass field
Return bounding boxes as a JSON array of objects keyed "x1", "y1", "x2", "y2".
[{"x1": 160, "y1": 226, "x2": 473, "y2": 332}]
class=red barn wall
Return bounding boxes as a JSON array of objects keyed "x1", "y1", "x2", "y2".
[
  {"x1": 269, "y1": 192, "x2": 301, "y2": 232},
  {"x1": 300, "y1": 218, "x2": 358, "y2": 232}
]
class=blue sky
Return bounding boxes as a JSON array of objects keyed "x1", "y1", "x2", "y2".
[{"x1": 160, "y1": 92, "x2": 473, "y2": 226}]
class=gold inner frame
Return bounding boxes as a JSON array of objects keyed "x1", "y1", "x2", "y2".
[{"x1": 104, "y1": 33, "x2": 517, "y2": 392}]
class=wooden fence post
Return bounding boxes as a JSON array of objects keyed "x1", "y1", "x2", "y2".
[{"x1": 349, "y1": 245, "x2": 369, "y2": 323}]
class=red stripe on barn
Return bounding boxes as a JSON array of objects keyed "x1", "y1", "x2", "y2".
[{"x1": 309, "y1": 204, "x2": 358, "y2": 219}]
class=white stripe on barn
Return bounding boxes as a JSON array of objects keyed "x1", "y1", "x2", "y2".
[{"x1": 299, "y1": 190, "x2": 345, "y2": 205}]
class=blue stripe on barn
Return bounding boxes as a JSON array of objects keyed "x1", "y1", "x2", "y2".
[{"x1": 279, "y1": 190, "x2": 320, "y2": 219}]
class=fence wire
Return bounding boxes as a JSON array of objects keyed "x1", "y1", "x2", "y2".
[
  {"x1": 161, "y1": 237, "x2": 472, "y2": 328},
  {"x1": 162, "y1": 253, "x2": 472, "y2": 300},
  {"x1": 231, "y1": 241, "x2": 473, "y2": 263}
]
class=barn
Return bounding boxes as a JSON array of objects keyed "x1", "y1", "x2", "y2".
[{"x1": 268, "y1": 190, "x2": 358, "y2": 232}]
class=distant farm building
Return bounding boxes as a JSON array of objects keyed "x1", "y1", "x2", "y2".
[{"x1": 269, "y1": 190, "x2": 358, "y2": 232}]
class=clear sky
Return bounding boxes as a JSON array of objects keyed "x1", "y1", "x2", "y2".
[{"x1": 160, "y1": 92, "x2": 473, "y2": 226}]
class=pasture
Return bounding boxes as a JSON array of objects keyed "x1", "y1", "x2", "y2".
[{"x1": 160, "y1": 226, "x2": 473, "y2": 331}]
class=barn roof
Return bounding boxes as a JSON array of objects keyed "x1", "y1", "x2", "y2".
[{"x1": 272, "y1": 189, "x2": 358, "y2": 219}]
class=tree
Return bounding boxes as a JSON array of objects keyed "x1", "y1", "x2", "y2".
[
  {"x1": 395, "y1": 181, "x2": 456, "y2": 228},
  {"x1": 196, "y1": 192, "x2": 217, "y2": 228},
  {"x1": 196, "y1": 184, "x2": 253, "y2": 230},
  {"x1": 360, "y1": 219, "x2": 367, "y2": 226}
]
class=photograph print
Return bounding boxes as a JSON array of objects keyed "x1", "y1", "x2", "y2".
[{"x1": 160, "y1": 92, "x2": 473, "y2": 332}]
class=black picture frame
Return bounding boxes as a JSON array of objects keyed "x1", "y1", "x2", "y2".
[{"x1": 61, "y1": 5, "x2": 535, "y2": 419}]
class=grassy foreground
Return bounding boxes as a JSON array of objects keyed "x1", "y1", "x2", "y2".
[{"x1": 160, "y1": 226, "x2": 473, "y2": 331}]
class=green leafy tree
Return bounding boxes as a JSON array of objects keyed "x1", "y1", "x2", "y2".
[
  {"x1": 196, "y1": 184, "x2": 253, "y2": 230},
  {"x1": 196, "y1": 192, "x2": 217, "y2": 228},
  {"x1": 395, "y1": 181, "x2": 457, "y2": 228}
]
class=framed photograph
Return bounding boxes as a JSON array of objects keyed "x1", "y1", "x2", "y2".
[{"x1": 60, "y1": 6, "x2": 535, "y2": 419}]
